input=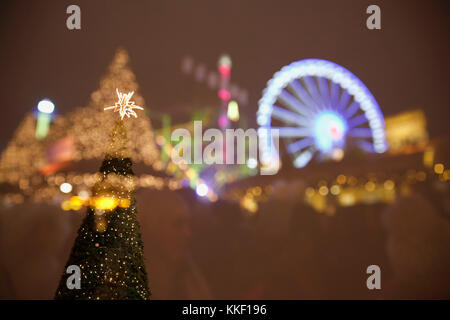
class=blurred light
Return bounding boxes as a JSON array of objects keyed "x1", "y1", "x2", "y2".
[
  {"x1": 293, "y1": 150, "x2": 313, "y2": 168},
  {"x1": 313, "y1": 111, "x2": 347, "y2": 153},
  {"x1": 218, "y1": 65, "x2": 231, "y2": 77},
  {"x1": 218, "y1": 54, "x2": 232, "y2": 68},
  {"x1": 252, "y1": 186, "x2": 262, "y2": 196},
  {"x1": 348, "y1": 176, "x2": 357, "y2": 186},
  {"x1": 218, "y1": 114, "x2": 229, "y2": 128},
  {"x1": 218, "y1": 89, "x2": 231, "y2": 101},
  {"x1": 60, "y1": 182, "x2": 73, "y2": 193},
  {"x1": 70, "y1": 196, "x2": 84, "y2": 208},
  {"x1": 227, "y1": 101, "x2": 240, "y2": 122},
  {"x1": 415, "y1": 171, "x2": 426, "y2": 182},
  {"x1": 37, "y1": 99, "x2": 55, "y2": 114},
  {"x1": 118, "y1": 198, "x2": 131, "y2": 208},
  {"x1": 330, "y1": 185, "x2": 341, "y2": 195},
  {"x1": 365, "y1": 181, "x2": 376, "y2": 192},
  {"x1": 196, "y1": 183, "x2": 209, "y2": 197},
  {"x1": 443, "y1": 170, "x2": 450, "y2": 181},
  {"x1": 78, "y1": 190, "x2": 90, "y2": 201},
  {"x1": 337, "y1": 174, "x2": 347, "y2": 185},
  {"x1": 339, "y1": 191, "x2": 356, "y2": 206},
  {"x1": 434, "y1": 163, "x2": 444, "y2": 174},
  {"x1": 35, "y1": 112, "x2": 51, "y2": 140},
  {"x1": 318, "y1": 186, "x2": 329, "y2": 196},
  {"x1": 247, "y1": 157, "x2": 258, "y2": 169},
  {"x1": 331, "y1": 148, "x2": 344, "y2": 161},
  {"x1": 61, "y1": 200, "x2": 72, "y2": 211},
  {"x1": 240, "y1": 195, "x2": 258, "y2": 214},
  {"x1": 423, "y1": 147, "x2": 434, "y2": 168},
  {"x1": 383, "y1": 180, "x2": 395, "y2": 190},
  {"x1": 91, "y1": 197, "x2": 118, "y2": 210},
  {"x1": 305, "y1": 187, "x2": 315, "y2": 198}
]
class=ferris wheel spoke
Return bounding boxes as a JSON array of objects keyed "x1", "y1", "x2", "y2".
[
  {"x1": 293, "y1": 149, "x2": 314, "y2": 168},
  {"x1": 279, "y1": 89, "x2": 312, "y2": 116},
  {"x1": 303, "y1": 76, "x2": 325, "y2": 109},
  {"x1": 317, "y1": 77, "x2": 331, "y2": 108},
  {"x1": 288, "y1": 79, "x2": 321, "y2": 112},
  {"x1": 337, "y1": 90, "x2": 351, "y2": 111},
  {"x1": 273, "y1": 127, "x2": 311, "y2": 137},
  {"x1": 348, "y1": 114, "x2": 368, "y2": 128},
  {"x1": 344, "y1": 101, "x2": 360, "y2": 119},
  {"x1": 287, "y1": 137, "x2": 314, "y2": 154},
  {"x1": 356, "y1": 140, "x2": 375, "y2": 153},
  {"x1": 348, "y1": 127, "x2": 372, "y2": 138},
  {"x1": 271, "y1": 105, "x2": 310, "y2": 127},
  {"x1": 330, "y1": 82, "x2": 340, "y2": 108}
]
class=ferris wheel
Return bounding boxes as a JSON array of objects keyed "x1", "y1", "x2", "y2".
[{"x1": 257, "y1": 59, "x2": 387, "y2": 169}]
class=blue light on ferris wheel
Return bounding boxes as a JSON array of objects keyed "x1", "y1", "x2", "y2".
[{"x1": 313, "y1": 111, "x2": 347, "y2": 152}]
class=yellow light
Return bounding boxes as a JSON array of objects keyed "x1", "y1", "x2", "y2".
[
  {"x1": 423, "y1": 147, "x2": 434, "y2": 168},
  {"x1": 434, "y1": 163, "x2": 444, "y2": 175},
  {"x1": 330, "y1": 185, "x2": 340, "y2": 195},
  {"x1": 240, "y1": 195, "x2": 258, "y2": 213},
  {"x1": 365, "y1": 181, "x2": 376, "y2": 192},
  {"x1": 331, "y1": 148, "x2": 344, "y2": 161},
  {"x1": 91, "y1": 197, "x2": 118, "y2": 210},
  {"x1": 61, "y1": 200, "x2": 72, "y2": 211},
  {"x1": 348, "y1": 176, "x2": 357, "y2": 186},
  {"x1": 227, "y1": 101, "x2": 240, "y2": 122},
  {"x1": 336, "y1": 174, "x2": 346, "y2": 185},
  {"x1": 305, "y1": 187, "x2": 315, "y2": 198},
  {"x1": 339, "y1": 191, "x2": 356, "y2": 206},
  {"x1": 70, "y1": 196, "x2": 84, "y2": 206},
  {"x1": 383, "y1": 180, "x2": 395, "y2": 190},
  {"x1": 252, "y1": 186, "x2": 262, "y2": 196},
  {"x1": 310, "y1": 193, "x2": 326, "y2": 212},
  {"x1": 443, "y1": 170, "x2": 450, "y2": 181},
  {"x1": 318, "y1": 186, "x2": 329, "y2": 196},
  {"x1": 415, "y1": 171, "x2": 426, "y2": 182},
  {"x1": 118, "y1": 198, "x2": 131, "y2": 208}
]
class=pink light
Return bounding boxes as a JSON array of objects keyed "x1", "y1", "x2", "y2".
[
  {"x1": 218, "y1": 89, "x2": 230, "y2": 101},
  {"x1": 218, "y1": 114, "x2": 229, "y2": 128},
  {"x1": 218, "y1": 65, "x2": 230, "y2": 78}
]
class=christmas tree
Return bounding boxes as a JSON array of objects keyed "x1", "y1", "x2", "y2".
[{"x1": 55, "y1": 89, "x2": 151, "y2": 300}]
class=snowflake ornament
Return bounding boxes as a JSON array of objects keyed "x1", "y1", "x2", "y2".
[{"x1": 104, "y1": 88, "x2": 144, "y2": 120}]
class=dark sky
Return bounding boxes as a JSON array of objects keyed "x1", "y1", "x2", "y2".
[{"x1": 0, "y1": 0, "x2": 449, "y2": 148}]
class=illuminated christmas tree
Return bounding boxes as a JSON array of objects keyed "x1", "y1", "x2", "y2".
[{"x1": 55, "y1": 90, "x2": 151, "y2": 300}]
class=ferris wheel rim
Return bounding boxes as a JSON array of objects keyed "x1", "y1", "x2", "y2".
[{"x1": 257, "y1": 58, "x2": 388, "y2": 168}]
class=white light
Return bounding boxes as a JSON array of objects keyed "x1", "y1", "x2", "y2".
[
  {"x1": 104, "y1": 88, "x2": 144, "y2": 120},
  {"x1": 196, "y1": 183, "x2": 209, "y2": 197},
  {"x1": 247, "y1": 158, "x2": 258, "y2": 169},
  {"x1": 60, "y1": 183, "x2": 72, "y2": 194},
  {"x1": 37, "y1": 99, "x2": 55, "y2": 114},
  {"x1": 78, "y1": 190, "x2": 90, "y2": 200}
]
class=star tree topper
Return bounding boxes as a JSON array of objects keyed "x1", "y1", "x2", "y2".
[{"x1": 104, "y1": 88, "x2": 144, "y2": 120}]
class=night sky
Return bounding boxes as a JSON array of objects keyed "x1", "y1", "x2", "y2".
[{"x1": 0, "y1": 0, "x2": 449, "y2": 148}]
